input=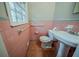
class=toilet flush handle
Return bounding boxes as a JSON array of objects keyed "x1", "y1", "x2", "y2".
[{"x1": 35, "y1": 31, "x2": 39, "y2": 34}]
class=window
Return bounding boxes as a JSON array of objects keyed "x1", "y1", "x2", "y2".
[{"x1": 6, "y1": 2, "x2": 28, "y2": 26}]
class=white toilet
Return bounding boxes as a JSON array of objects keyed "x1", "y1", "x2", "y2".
[{"x1": 40, "y1": 30, "x2": 54, "y2": 48}]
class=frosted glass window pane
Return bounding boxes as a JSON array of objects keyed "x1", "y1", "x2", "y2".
[
  {"x1": 16, "y1": 13, "x2": 19, "y2": 22},
  {"x1": 16, "y1": 5, "x2": 20, "y2": 12},
  {"x1": 15, "y1": 3, "x2": 21, "y2": 12},
  {"x1": 8, "y1": 2, "x2": 28, "y2": 26},
  {"x1": 21, "y1": 3, "x2": 25, "y2": 8},
  {"x1": 10, "y1": 11, "x2": 17, "y2": 22},
  {"x1": 23, "y1": 16, "x2": 26, "y2": 21},
  {"x1": 23, "y1": 11, "x2": 26, "y2": 15},
  {"x1": 9, "y1": 3, "x2": 15, "y2": 10},
  {"x1": 17, "y1": 13, "x2": 23, "y2": 22},
  {"x1": 19, "y1": 7, "x2": 21, "y2": 12}
]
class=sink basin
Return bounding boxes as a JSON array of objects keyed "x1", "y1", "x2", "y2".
[
  {"x1": 67, "y1": 31, "x2": 79, "y2": 36},
  {"x1": 49, "y1": 30, "x2": 79, "y2": 47}
]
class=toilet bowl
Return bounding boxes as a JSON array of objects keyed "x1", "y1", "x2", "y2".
[{"x1": 39, "y1": 30, "x2": 54, "y2": 48}]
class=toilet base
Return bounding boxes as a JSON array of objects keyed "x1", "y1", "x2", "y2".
[
  {"x1": 41, "y1": 45, "x2": 52, "y2": 48},
  {"x1": 41, "y1": 42, "x2": 52, "y2": 48}
]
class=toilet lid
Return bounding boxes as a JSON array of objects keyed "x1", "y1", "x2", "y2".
[{"x1": 40, "y1": 36, "x2": 51, "y2": 42}]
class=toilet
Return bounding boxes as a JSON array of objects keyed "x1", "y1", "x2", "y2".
[{"x1": 40, "y1": 30, "x2": 54, "y2": 48}]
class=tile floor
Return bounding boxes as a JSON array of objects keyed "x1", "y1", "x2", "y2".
[
  {"x1": 26, "y1": 40, "x2": 58, "y2": 57},
  {"x1": 26, "y1": 39, "x2": 75, "y2": 57}
]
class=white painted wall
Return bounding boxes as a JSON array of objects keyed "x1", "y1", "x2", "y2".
[
  {"x1": 0, "y1": 2, "x2": 8, "y2": 20},
  {"x1": 53, "y1": 2, "x2": 79, "y2": 20},
  {"x1": 1, "y1": 2, "x2": 79, "y2": 22},
  {"x1": 29, "y1": 2, "x2": 55, "y2": 23},
  {"x1": 0, "y1": 32, "x2": 8, "y2": 56}
]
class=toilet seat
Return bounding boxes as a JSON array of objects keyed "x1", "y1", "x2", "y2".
[{"x1": 40, "y1": 36, "x2": 51, "y2": 42}]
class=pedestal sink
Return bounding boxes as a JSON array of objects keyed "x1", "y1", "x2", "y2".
[{"x1": 49, "y1": 30, "x2": 79, "y2": 57}]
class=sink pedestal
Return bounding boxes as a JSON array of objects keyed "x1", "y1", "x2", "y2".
[
  {"x1": 57, "y1": 42, "x2": 70, "y2": 57},
  {"x1": 73, "y1": 45, "x2": 79, "y2": 57},
  {"x1": 49, "y1": 30, "x2": 79, "y2": 57}
]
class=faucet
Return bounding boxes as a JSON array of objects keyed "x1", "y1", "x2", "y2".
[{"x1": 65, "y1": 25, "x2": 74, "y2": 34}]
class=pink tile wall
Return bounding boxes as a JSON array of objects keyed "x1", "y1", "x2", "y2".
[
  {"x1": 0, "y1": 20, "x2": 30, "y2": 56},
  {"x1": 0, "y1": 19, "x2": 79, "y2": 56},
  {"x1": 30, "y1": 21, "x2": 53, "y2": 40},
  {"x1": 53, "y1": 20, "x2": 79, "y2": 32},
  {"x1": 30, "y1": 20, "x2": 79, "y2": 41}
]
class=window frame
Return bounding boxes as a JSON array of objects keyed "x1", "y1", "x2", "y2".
[{"x1": 5, "y1": 2, "x2": 28, "y2": 26}]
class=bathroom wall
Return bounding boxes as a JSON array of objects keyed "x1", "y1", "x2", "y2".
[
  {"x1": 29, "y1": 2, "x2": 79, "y2": 40},
  {"x1": 28, "y1": 2, "x2": 55, "y2": 40},
  {"x1": 1, "y1": 2, "x2": 79, "y2": 56},
  {"x1": 0, "y1": 3, "x2": 30, "y2": 56},
  {"x1": 0, "y1": 2, "x2": 54, "y2": 56},
  {"x1": 29, "y1": 2, "x2": 55, "y2": 22},
  {"x1": 0, "y1": 3, "x2": 8, "y2": 19},
  {"x1": 29, "y1": 2, "x2": 79, "y2": 41},
  {"x1": 53, "y1": 2, "x2": 79, "y2": 32},
  {"x1": 54, "y1": 2, "x2": 79, "y2": 20},
  {"x1": 53, "y1": 20, "x2": 79, "y2": 32}
]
